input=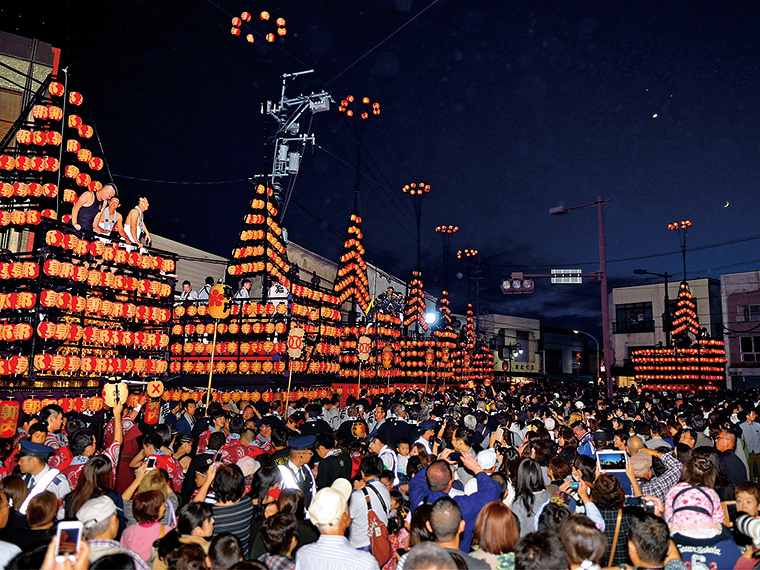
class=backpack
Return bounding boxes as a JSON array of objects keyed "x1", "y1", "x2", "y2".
[{"x1": 362, "y1": 485, "x2": 392, "y2": 567}]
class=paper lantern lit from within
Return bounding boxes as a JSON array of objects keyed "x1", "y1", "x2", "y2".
[
  {"x1": 49, "y1": 81, "x2": 65, "y2": 96},
  {"x1": 144, "y1": 401, "x2": 161, "y2": 424},
  {"x1": 0, "y1": 400, "x2": 19, "y2": 438}
]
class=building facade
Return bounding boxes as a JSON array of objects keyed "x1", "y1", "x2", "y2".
[
  {"x1": 477, "y1": 313, "x2": 541, "y2": 379},
  {"x1": 610, "y1": 277, "x2": 722, "y2": 371},
  {"x1": 721, "y1": 271, "x2": 760, "y2": 389}
]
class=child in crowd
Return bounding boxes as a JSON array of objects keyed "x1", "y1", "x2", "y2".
[{"x1": 121, "y1": 490, "x2": 172, "y2": 565}]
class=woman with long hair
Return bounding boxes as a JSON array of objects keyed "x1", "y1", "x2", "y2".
[
  {"x1": 249, "y1": 465, "x2": 282, "y2": 517},
  {"x1": 511, "y1": 458, "x2": 551, "y2": 537},
  {"x1": 64, "y1": 455, "x2": 125, "y2": 534},
  {"x1": 471, "y1": 501, "x2": 520, "y2": 569}
]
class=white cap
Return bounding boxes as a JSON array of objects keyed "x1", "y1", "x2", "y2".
[
  {"x1": 309, "y1": 488, "x2": 348, "y2": 528},
  {"x1": 77, "y1": 496, "x2": 116, "y2": 530},
  {"x1": 477, "y1": 448, "x2": 497, "y2": 470},
  {"x1": 330, "y1": 478, "x2": 352, "y2": 503},
  {"x1": 237, "y1": 456, "x2": 260, "y2": 477}
]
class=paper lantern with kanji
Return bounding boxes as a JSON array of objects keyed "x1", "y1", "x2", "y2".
[
  {"x1": 22, "y1": 398, "x2": 41, "y2": 415},
  {"x1": 9, "y1": 355, "x2": 28, "y2": 375},
  {"x1": 59, "y1": 398, "x2": 74, "y2": 413},
  {"x1": 36, "y1": 321, "x2": 56, "y2": 339},
  {"x1": 34, "y1": 353, "x2": 51, "y2": 371},
  {"x1": 0, "y1": 400, "x2": 20, "y2": 438},
  {"x1": 87, "y1": 395, "x2": 104, "y2": 412},
  {"x1": 80, "y1": 356, "x2": 97, "y2": 374},
  {"x1": 144, "y1": 401, "x2": 160, "y2": 424},
  {"x1": 62, "y1": 355, "x2": 80, "y2": 373}
]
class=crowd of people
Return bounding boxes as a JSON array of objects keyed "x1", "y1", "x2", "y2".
[{"x1": 0, "y1": 382, "x2": 760, "y2": 570}]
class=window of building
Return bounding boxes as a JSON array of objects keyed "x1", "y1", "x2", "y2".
[
  {"x1": 737, "y1": 305, "x2": 760, "y2": 323},
  {"x1": 615, "y1": 303, "x2": 654, "y2": 333},
  {"x1": 740, "y1": 337, "x2": 760, "y2": 362}
]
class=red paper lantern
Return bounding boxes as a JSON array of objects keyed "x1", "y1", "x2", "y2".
[{"x1": 22, "y1": 398, "x2": 41, "y2": 415}]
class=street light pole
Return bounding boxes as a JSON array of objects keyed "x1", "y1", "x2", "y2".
[
  {"x1": 402, "y1": 182, "x2": 430, "y2": 270},
  {"x1": 457, "y1": 248, "x2": 480, "y2": 332},
  {"x1": 633, "y1": 269, "x2": 674, "y2": 348},
  {"x1": 435, "y1": 225, "x2": 459, "y2": 290},
  {"x1": 550, "y1": 196, "x2": 613, "y2": 398},
  {"x1": 573, "y1": 329, "x2": 600, "y2": 381}
]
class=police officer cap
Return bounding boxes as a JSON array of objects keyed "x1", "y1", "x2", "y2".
[
  {"x1": 18, "y1": 440, "x2": 54, "y2": 459},
  {"x1": 288, "y1": 435, "x2": 316, "y2": 450},
  {"x1": 419, "y1": 420, "x2": 437, "y2": 431}
]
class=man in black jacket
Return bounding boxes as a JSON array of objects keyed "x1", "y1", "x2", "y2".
[
  {"x1": 314, "y1": 433, "x2": 351, "y2": 489},
  {"x1": 717, "y1": 430, "x2": 747, "y2": 488}
]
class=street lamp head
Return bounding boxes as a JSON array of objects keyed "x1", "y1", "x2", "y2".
[
  {"x1": 402, "y1": 182, "x2": 430, "y2": 196},
  {"x1": 633, "y1": 269, "x2": 649, "y2": 275},
  {"x1": 549, "y1": 206, "x2": 569, "y2": 215},
  {"x1": 573, "y1": 329, "x2": 580, "y2": 334}
]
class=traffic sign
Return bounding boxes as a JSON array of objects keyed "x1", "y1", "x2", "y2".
[{"x1": 551, "y1": 269, "x2": 582, "y2": 284}]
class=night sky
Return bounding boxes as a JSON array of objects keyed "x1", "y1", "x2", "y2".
[{"x1": 4, "y1": 0, "x2": 760, "y2": 336}]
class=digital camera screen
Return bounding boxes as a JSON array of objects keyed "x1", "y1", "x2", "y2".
[{"x1": 597, "y1": 451, "x2": 626, "y2": 471}]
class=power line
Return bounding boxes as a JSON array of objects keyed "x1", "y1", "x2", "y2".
[
  {"x1": 325, "y1": 0, "x2": 441, "y2": 86},
  {"x1": 113, "y1": 173, "x2": 251, "y2": 185},
  {"x1": 493, "y1": 233, "x2": 760, "y2": 269}
]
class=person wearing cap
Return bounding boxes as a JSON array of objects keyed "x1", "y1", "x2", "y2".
[
  {"x1": 295, "y1": 486, "x2": 379, "y2": 570},
  {"x1": 463, "y1": 449, "x2": 498, "y2": 495},
  {"x1": 414, "y1": 420, "x2": 437, "y2": 455},
  {"x1": 77, "y1": 495, "x2": 149, "y2": 570},
  {"x1": 17, "y1": 439, "x2": 71, "y2": 515},
  {"x1": 278, "y1": 435, "x2": 317, "y2": 507}
]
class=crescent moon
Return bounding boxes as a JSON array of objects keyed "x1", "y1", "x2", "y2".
[{"x1": 724, "y1": 201, "x2": 730, "y2": 208}]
